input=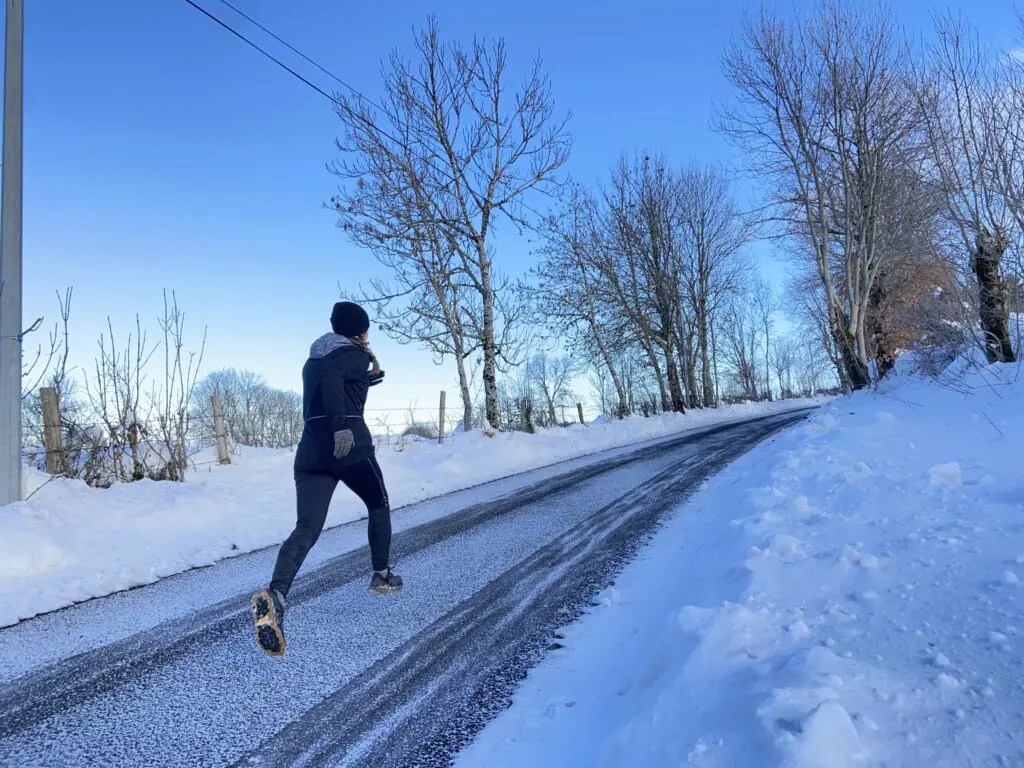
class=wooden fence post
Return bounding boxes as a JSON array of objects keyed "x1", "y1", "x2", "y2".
[
  {"x1": 577, "y1": 402, "x2": 585, "y2": 425},
  {"x1": 438, "y1": 390, "x2": 447, "y2": 445},
  {"x1": 40, "y1": 387, "x2": 64, "y2": 474},
  {"x1": 212, "y1": 394, "x2": 231, "y2": 465}
]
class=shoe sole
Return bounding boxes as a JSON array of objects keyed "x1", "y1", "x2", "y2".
[
  {"x1": 250, "y1": 590, "x2": 286, "y2": 656},
  {"x1": 368, "y1": 582, "x2": 404, "y2": 596}
]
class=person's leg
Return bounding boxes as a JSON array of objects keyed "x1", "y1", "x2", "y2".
[
  {"x1": 337, "y1": 455, "x2": 392, "y2": 573},
  {"x1": 269, "y1": 471, "x2": 338, "y2": 597}
]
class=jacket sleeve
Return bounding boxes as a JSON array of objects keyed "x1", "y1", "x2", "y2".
[{"x1": 321, "y1": 360, "x2": 348, "y2": 433}]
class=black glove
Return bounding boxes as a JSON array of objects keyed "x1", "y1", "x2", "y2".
[
  {"x1": 369, "y1": 370, "x2": 385, "y2": 387},
  {"x1": 333, "y1": 429, "x2": 354, "y2": 459}
]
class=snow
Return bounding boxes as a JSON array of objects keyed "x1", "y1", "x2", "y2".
[
  {"x1": 0, "y1": 397, "x2": 819, "y2": 628},
  {"x1": 458, "y1": 358, "x2": 1024, "y2": 768}
]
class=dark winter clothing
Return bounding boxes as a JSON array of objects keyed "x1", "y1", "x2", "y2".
[
  {"x1": 270, "y1": 456, "x2": 392, "y2": 596},
  {"x1": 294, "y1": 333, "x2": 376, "y2": 472},
  {"x1": 269, "y1": 330, "x2": 393, "y2": 597},
  {"x1": 330, "y1": 302, "x2": 370, "y2": 338}
]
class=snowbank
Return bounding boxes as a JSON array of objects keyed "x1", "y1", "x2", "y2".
[
  {"x1": 460, "y1": 359, "x2": 1024, "y2": 767},
  {"x1": 0, "y1": 398, "x2": 819, "y2": 628}
]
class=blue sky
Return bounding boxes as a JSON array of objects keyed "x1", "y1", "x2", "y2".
[{"x1": 13, "y1": 0, "x2": 1022, "y2": 416}]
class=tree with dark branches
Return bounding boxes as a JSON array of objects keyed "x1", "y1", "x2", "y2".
[
  {"x1": 914, "y1": 12, "x2": 1021, "y2": 364},
  {"x1": 533, "y1": 186, "x2": 629, "y2": 417},
  {"x1": 719, "y1": 1, "x2": 924, "y2": 388},
  {"x1": 676, "y1": 164, "x2": 755, "y2": 407},
  {"x1": 329, "y1": 16, "x2": 571, "y2": 430}
]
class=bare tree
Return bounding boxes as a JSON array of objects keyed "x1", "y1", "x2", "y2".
[
  {"x1": 997, "y1": 21, "x2": 1024, "y2": 237},
  {"x1": 864, "y1": 162, "x2": 952, "y2": 377},
  {"x1": 772, "y1": 336, "x2": 797, "y2": 397},
  {"x1": 787, "y1": 270, "x2": 848, "y2": 389},
  {"x1": 720, "y1": 287, "x2": 763, "y2": 399},
  {"x1": 915, "y1": 13, "x2": 1019, "y2": 363},
  {"x1": 86, "y1": 315, "x2": 154, "y2": 484},
  {"x1": 676, "y1": 164, "x2": 754, "y2": 407},
  {"x1": 330, "y1": 17, "x2": 571, "y2": 430},
  {"x1": 533, "y1": 159, "x2": 753, "y2": 413},
  {"x1": 534, "y1": 186, "x2": 628, "y2": 417},
  {"x1": 753, "y1": 277, "x2": 776, "y2": 400},
  {"x1": 529, "y1": 351, "x2": 575, "y2": 426},
  {"x1": 587, "y1": 364, "x2": 620, "y2": 418},
  {"x1": 192, "y1": 368, "x2": 302, "y2": 449},
  {"x1": 18, "y1": 288, "x2": 61, "y2": 401},
  {"x1": 150, "y1": 291, "x2": 206, "y2": 481},
  {"x1": 340, "y1": 226, "x2": 477, "y2": 432},
  {"x1": 460, "y1": 268, "x2": 533, "y2": 385},
  {"x1": 21, "y1": 289, "x2": 73, "y2": 408},
  {"x1": 21, "y1": 289, "x2": 84, "y2": 471},
  {"x1": 600, "y1": 153, "x2": 687, "y2": 412},
  {"x1": 498, "y1": 358, "x2": 536, "y2": 431},
  {"x1": 796, "y1": 338, "x2": 835, "y2": 395},
  {"x1": 720, "y1": 2, "x2": 923, "y2": 388}
]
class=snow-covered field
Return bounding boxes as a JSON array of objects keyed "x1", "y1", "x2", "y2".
[
  {"x1": 0, "y1": 398, "x2": 818, "y2": 629},
  {"x1": 459, "y1": 357, "x2": 1024, "y2": 768}
]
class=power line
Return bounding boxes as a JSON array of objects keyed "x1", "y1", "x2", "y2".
[
  {"x1": 182, "y1": 0, "x2": 338, "y2": 105},
  {"x1": 182, "y1": 0, "x2": 405, "y2": 149},
  {"x1": 214, "y1": 0, "x2": 368, "y2": 104}
]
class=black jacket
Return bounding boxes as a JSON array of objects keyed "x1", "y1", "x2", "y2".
[{"x1": 294, "y1": 334, "x2": 375, "y2": 472}]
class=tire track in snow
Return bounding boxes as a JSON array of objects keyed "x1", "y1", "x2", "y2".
[{"x1": 229, "y1": 414, "x2": 804, "y2": 768}]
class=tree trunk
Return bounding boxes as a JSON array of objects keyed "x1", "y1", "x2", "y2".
[
  {"x1": 830, "y1": 302, "x2": 870, "y2": 389},
  {"x1": 641, "y1": 339, "x2": 669, "y2": 412},
  {"x1": 675, "y1": 344, "x2": 690, "y2": 409},
  {"x1": 710, "y1": 317, "x2": 721, "y2": 405},
  {"x1": 868, "y1": 274, "x2": 898, "y2": 379},
  {"x1": 585, "y1": 318, "x2": 628, "y2": 418},
  {"x1": 851, "y1": 296, "x2": 873, "y2": 383},
  {"x1": 685, "y1": 333, "x2": 700, "y2": 409},
  {"x1": 521, "y1": 398, "x2": 534, "y2": 434},
  {"x1": 612, "y1": 373, "x2": 628, "y2": 418},
  {"x1": 546, "y1": 392, "x2": 557, "y2": 427},
  {"x1": 671, "y1": 304, "x2": 695, "y2": 409},
  {"x1": 454, "y1": 349, "x2": 473, "y2": 433},
  {"x1": 479, "y1": 245, "x2": 502, "y2": 429},
  {"x1": 974, "y1": 228, "x2": 1016, "y2": 364},
  {"x1": 698, "y1": 311, "x2": 715, "y2": 407},
  {"x1": 443, "y1": 270, "x2": 476, "y2": 432},
  {"x1": 128, "y1": 423, "x2": 144, "y2": 482},
  {"x1": 663, "y1": 345, "x2": 687, "y2": 413}
]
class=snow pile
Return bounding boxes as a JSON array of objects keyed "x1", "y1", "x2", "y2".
[
  {"x1": 0, "y1": 397, "x2": 818, "y2": 628},
  {"x1": 459, "y1": 360, "x2": 1024, "y2": 767}
]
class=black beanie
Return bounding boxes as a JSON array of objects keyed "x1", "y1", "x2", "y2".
[{"x1": 330, "y1": 302, "x2": 370, "y2": 338}]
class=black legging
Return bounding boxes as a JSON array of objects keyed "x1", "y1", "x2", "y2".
[{"x1": 270, "y1": 455, "x2": 391, "y2": 597}]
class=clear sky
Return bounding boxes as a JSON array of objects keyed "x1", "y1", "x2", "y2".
[{"x1": 13, "y1": 0, "x2": 1022, "y2": 418}]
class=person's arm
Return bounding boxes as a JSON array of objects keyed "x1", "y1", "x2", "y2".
[
  {"x1": 321, "y1": 360, "x2": 348, "y2": 430},
  {"x1": 368, "y1": 349, "x2": 385, "y2": 387},
  {"x1": 321, "y1": 360, "x2": 353, "y2": 458}
]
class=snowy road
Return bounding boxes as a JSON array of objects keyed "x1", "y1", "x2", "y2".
[{"x1": 0, "y1": 410, "x2": 808, "y2": 767}]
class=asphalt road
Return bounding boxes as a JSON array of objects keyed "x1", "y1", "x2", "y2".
[{"x1": 0, "y1": 409, "x2": 809, "y2": 767}]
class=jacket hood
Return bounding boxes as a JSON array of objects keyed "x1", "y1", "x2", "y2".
[{"x1": 309, "y1": 332, "x2": 356, "y2": 359}]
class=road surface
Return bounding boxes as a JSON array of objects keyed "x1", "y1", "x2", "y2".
[{"x1": 0, "y1": 410, "x2": 809, "y2": 767}]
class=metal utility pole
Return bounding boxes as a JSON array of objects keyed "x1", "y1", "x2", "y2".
[{"x1": 0, "y1": 0, "x2": 23, "y2": 506}]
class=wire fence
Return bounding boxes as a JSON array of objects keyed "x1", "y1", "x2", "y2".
[
  {"x1": 21, "y1": 403, "x2": 618, "y2": 444},
  {"x1": 19, "y1": 386, "x2": 622, "y2": 489}
]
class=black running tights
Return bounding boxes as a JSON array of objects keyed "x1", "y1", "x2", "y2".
[{"x1": 270, "y1": 456, "x2": 391, "y2": 597}]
